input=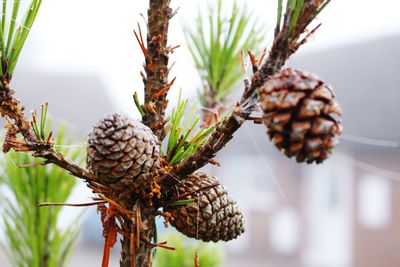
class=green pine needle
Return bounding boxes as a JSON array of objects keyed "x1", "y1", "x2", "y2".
[
  {"x1": 276, "y1": 0, "x2": 331, "y2": 41},
  {"x1": 165, "y1": 91, "x2": 214, "y2": 165},
  {"x1": 31, "y1": 102, "x2": 50, "y2": 142},
  {"x1": 5, "y1": 0, "x2": 21, "y2": 56},
  {"x1": 133, "y1": 92, "x2": 145, "y2": 117},
  {"x1": 1, "y1": 122, "x2": 83, "y2": 267},
  {"x1": 0, "y1": 0, "x2": 42, "y2": 76},
  {"x1": 185, "y1": 0, "x2": 264, "y2": 104},
  {"x1": 289, "y1": 0, "x2": 304, "y2": 36},
  {"x1": 276, "y1": 0, "x2": 284, "y2": 32},
  {"x1": 1, "y1": 1, "x2": 6, "y2": 46}
]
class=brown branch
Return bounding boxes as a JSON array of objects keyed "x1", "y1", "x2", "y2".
[
  {"x1": 34, "y1": 149, "x2": 96, "y2": 181},
  {"x1": 37, "y1": 201, "x2": 106, "y2": 208},
  {"x1": 172, "y1": 104, "x2": 248, "y2": 178},
  {"x1": 141, "y1": 0, "x2": 174, "y2": 141},
  {"x1": 152, "y1": 0, "x2": 326, "y2": 189},
  {"x1": 0, "y1": 78, "x2": 36, "y2": 141},
  {"x1": 151, "y1": 38, "x2": 291, "y2": 188},
  {"x1": 0, "y1": 78, "x2": 97, "y2": 182}
]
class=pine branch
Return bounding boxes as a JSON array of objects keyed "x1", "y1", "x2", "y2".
[
  {"x1": 0, "y1": 1, "x2": 92, "y2": 184},
  {"x1": 141, "y1": 0, "x2": 174, "y2": 141},
  {"x1": 167, "y1": 105, "x2": 247, "y2": 179},
  {"x1": 0, "y1": 78, "x2": 36, "y2": 141},
  {"x1": 0, "y1": 79, "x2": 96, "y2": 182},
  {"x1": 123, "y1": 2, "x2": 177, "y2": 265},
  {"x1": 244, "y1": 0, "x2": 329, "y2": 100},
  {"x1": 151, "y1": 0, "x2": 331, "y2": 188}
]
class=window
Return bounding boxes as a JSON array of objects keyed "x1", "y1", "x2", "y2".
[{"x1": 358, "y1": 175, "x2": 391, "y2": 229}]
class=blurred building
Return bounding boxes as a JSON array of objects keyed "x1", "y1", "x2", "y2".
[{"x1": 214, "y1": 34, "x2": 400, "y2": 267}]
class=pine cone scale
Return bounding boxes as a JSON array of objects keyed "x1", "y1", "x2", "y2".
[
  {"x1": 164, "y1": 172, "x2": 245, "y2": 242},
  {"x1": 260, "y1": 68, "x2": 343, "y2": 164},
  {"x1": 87, "y1": 113, "x2": 161, "y2": 190}
]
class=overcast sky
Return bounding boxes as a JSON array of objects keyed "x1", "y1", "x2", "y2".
[{"x1": 15, "y1": 0, "x2": 400, "y2": 117}]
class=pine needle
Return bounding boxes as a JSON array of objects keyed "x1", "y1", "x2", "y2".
[
  {"x1": 0, "y1": 122, "x2": 83, "y2": 267},
  {"x1": 0, "y1": 0, "x2": 42, "y2": 76},
  {"x1": 165, "y1": 91, "x2": 214, "y2": 165},
  {"x1": 184, "y1": 0, "x2": 264, "y2": 104}
]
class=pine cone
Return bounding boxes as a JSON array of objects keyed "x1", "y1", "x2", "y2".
[
  {"x1": 87, "y1": 113, "x2": 160, "y2": 190},
  {"x1": 260, "y1": 68, "x2": 342, "y2": 164},
  {"x1": 164, "y1": 172, "x2": 244, "y2": 242}
]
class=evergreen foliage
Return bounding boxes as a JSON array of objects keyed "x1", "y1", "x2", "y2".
[
  {"x1": 0, "y1": 0, "x2": 42, "y2": 76},
  {"x1": 1, "y1": 124, "x2": 82, "y2": 267},
  {"x1": 165, "y1": 91, "x2": 214, "y2": 165},
  {"x1": 185, "y1": 0, "x2": 264, "y2": 106}
]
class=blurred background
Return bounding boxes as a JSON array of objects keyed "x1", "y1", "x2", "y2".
[{"x1": 1, "y1": 0, "x2": 400, "y2": 266}]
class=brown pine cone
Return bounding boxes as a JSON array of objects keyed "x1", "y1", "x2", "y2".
[
  {"x1": 164, "y1": 172, "x2": 244, "y2": 242},
  {"x1": 260, "y1": 68, "x2": 343, "y2": 164},
  {"x1": 87, "y1": 113, "x2": 160, "y2": 190}
]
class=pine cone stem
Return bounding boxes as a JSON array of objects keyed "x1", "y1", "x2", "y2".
[{"x1": 142, "y1": 0, "x2": 173, "y2": 141}]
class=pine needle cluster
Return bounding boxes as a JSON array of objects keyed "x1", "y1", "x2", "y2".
[
  {"x1": 0, "y1": 0, "x2": 42, "y2": 77},
  {"x1": 1, "y1": 124, "x2": 83, "y2": 267},
  {"x1": 185, "y1": 0, "x2": 264, "y2": 106}
]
